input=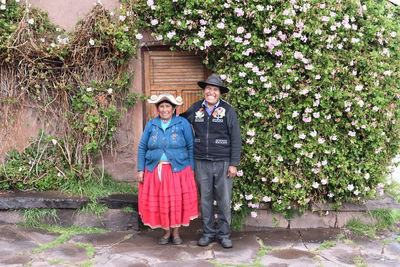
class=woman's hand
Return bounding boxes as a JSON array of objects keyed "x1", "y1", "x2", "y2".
[{"x1": 137, "y1": 171, "x2": 144, "y2": 183}]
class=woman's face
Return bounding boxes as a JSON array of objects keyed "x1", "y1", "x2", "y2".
[{"x1": 157, "y1": 102, "x2": 175, "y2": 120}]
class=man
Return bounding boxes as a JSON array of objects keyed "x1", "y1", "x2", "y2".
[{"x1": 180, "y1": 74, "x2": 242, "y2": 249}]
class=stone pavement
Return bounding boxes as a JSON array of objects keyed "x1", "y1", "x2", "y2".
[{"x1": 0, "y1": 219, "x2": 399, "y2": 267}]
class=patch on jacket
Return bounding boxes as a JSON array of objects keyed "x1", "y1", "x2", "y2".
[{"x1": 215, "y1": 139, "x2": 228, "y2": 145}]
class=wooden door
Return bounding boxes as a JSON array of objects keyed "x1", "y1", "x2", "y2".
[{"x1": 144, "y1": 50, "x2": 209, "y2": 122}]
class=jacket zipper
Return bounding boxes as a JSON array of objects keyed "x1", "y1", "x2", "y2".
[{"x1": 206, "y1": 114, "x2": 210, "y2": 158}]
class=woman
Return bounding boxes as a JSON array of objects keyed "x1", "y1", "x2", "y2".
[{"x1": 137, "y1": 94, "x2": 198, "y2": 245}]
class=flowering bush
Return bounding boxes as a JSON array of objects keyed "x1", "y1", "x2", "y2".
[
  {"x1": 135, "y1": 0, "x2": 400, "y2": 215},
  {"x1": 0, "y1": 1, "x2": 140, "y2": 188}
]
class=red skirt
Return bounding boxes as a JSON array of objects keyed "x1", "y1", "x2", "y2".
[{"x1": 138, "y1": 163, "x2": 198, "y2": 229}]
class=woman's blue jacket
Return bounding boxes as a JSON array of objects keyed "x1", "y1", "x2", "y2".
[{"x1": 137, "y1": 115, "x2": 194, "y2": 172}]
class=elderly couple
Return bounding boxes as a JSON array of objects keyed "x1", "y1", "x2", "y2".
[{"x1": 137, "y1": 74, "x2": 242, "y2": 249}]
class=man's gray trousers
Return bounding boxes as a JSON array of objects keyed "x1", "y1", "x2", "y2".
[{"x1": 195, "y1": 159, "x2": 233, "y2": 239}]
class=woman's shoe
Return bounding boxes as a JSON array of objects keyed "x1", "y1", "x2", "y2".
[
  {"x1": 172, "y1": 237, "x2": 183, "y2": 245},
  {"x1": 158, "y1": 236, "x2": 171, "y2": 245}
]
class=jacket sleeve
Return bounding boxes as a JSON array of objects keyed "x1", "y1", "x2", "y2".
[
  {"x1": 179, "y1": 103, "x2": 195, "y2": 123},
  {"x1": 181, "y1": 118, "x2": 195, "y2": 171},
  {"x1": 227, "y1": 107, "x2": 242, "y2": 166},
  {"x1": 137, "y1": 122, "x2": 152, "y2": 171}
]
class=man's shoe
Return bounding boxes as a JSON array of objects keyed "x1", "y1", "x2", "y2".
[
  {"x1": 219, "y1": 238, "x2": 233, "y2": 249},
  {"x1": 197, "y1": 236, "x2": 214, "y2": 247}
]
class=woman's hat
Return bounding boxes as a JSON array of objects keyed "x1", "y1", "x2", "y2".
[
  {"x1": 198, "y1": 74, "x2": 229, "y2": 94},
  {"x1": 147, "y1": 94, "x2": 184, "y2": 106}
]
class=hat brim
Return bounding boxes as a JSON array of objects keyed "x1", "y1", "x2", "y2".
[
  {"x1": 198, "y1": 81, "x2": 229, "y2": 94},
  {"x1": 147, "y1": 95, "x2": 184, "y2": 106}
]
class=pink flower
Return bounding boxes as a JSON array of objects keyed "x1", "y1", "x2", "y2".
[
  {"x1": 348, "y1": 131, "x2": 356, "y2": 137},
  {"x1": 237, "y1": 170, "x2": 243, "y2": 177},
  {"x1": 305, "y1": 65, "x2": 314, "y2": 70},
  {"x1": 302, "y1": 117, "x2": 311, "y2": 123},
  {"x1": 251, "y1": 211, "x2": 258, "y2": 218},
  {"x1": 151, "y1": 19, "x2": 159, "y2": 25}
]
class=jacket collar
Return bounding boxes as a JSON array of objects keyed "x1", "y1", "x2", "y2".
[{"x1": 151, "y1": 115, "x2": 180, "y2": 129}]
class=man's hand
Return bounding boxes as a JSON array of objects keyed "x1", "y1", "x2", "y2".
[
  {"x1": 137, "y1": 171, "x2": 144, "y2": 183},
  {"x1": 227, "y1": 166, "x2": 237, "y2": 178}
]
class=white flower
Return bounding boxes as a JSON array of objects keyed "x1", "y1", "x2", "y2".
[
  {"x1": 318, "y1": 138, "x2": 325, "y2": 144},
  {"x1": 167, "y1": 31, "x2": 176, "y2": 39},
  {"x1": 251, "y1": 211, "x2": 258, "y2": 218},
  {"x1": 354, "y1": 189, "x2": 360, "y2": 196},
  {"x1": 237, "y1": 27, "x2": 245, "y2": 34},
  {"x1": 86, "y1": 87, "x2": 93, "y2": 92},
  {"x1": 310, "y1": 130, "x2": 317, "y2": 137},
  {"x1": 347, "y1": 184, "x2": 354, "y2": 191},
  {"x1": 312, "y1": 182, "x2": 320, "y2": 188},
  {"x1": 263, "y1": 196, "x2": 271, "y2": 202},
  {"x1": 107, "y1": 88, "x2": 113, "y2": 94},
  {"x1": 272, "y1": 177, "x2": 279, "y2": 183},
  {"x1": 89, "y1": 39, "x2": 95, "y2": 46},
  {"x1": 273, "y1": 134, "x2": 282, "y2": 139},
  {"x1": 217, "y1": 22, "x2": 225, "y2": 29},
  {"x1": 253, "y1": 155, "x2": 261, "y2": 162},
  {"x1": 27, "y1": 18, "x2": 35, "y2": 25},
  {"x1": 135, "y1": 33, "x2": 143, "y2": 40},
  {"x1": 233, "y1": 203, "x2": 242, "y2": 211},
  {"x1": 261, "y1": 177, "x2": 267, "y2": 182},
  {"x1": 390, "y1": 32, "x2": 397, "y2": 37},
  {"x1": 294, "y1": 143, "x2": 302, "y2": 149},
  {"x1": 287, "y1": 125, "x2": 294, "y2": 131},
  {"x1": 119, "y1": 15, "x2": 126, "y2": 21},
  {"x1": 151, "y1": 19, "x2": 159, "y2": 25},
  {"x1": 237, "y1": 170, "x2": 243, "y2": 177},
  {"x1": 254, "y1": 112, "x2": 263, "y2": 118},
  {"x1": 348, "y1": 131, "x2": 356, "y2": 137},
  {"x1": 204, "y1": 40, "x2": 213, "y2": 47},
  {"x1": 383, "y1": 70, "x2": 392, "y2": 76},
  {"x1": 295, "y1": 183, "x2": 302, "y2": 189},
  {"x1": 321, "y1": 179, "x2": 328, "y2": 185},
  {"x1": 51, "y1": 139, "x2": 58, "y2": 145},
  {"x1": 313, "y1": 112, "x2": 320, "y2": 118},
  {"x1": 245, "y1": 194, "x2": 253, "y2": 200},
  {"x1": 355, "y1": 85, "x2": 363, "y2": 91},
  {"x1": 277, "y1": 156, "x2": 283, "y2": 162},
  {"x1": 328, "y1": 193, "x2": 334, "y2": 198},
  {"x1": 292, "y1": 111, "x2": 299, "y2": 117},
  {"x1": 246, "y1": 138, "x2": 254, "y2": 144},
  {"x1": 247, "y1": 129, "x2": 255, "y2": 136},
  {"x1": 0, "y1": 4, "x2": 5, "y2": 10},
  {"x1": 299, "y1": 133, "x2": 306, "y2": 139}
]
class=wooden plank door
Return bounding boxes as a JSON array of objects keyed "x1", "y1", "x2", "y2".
[{"x1": 144, "y1": 50, "x2": 209, "y2": 122}]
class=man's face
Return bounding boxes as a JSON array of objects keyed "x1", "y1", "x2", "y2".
[{"x1": 204, "y1": 85, "x2": 221, "y2": 106}]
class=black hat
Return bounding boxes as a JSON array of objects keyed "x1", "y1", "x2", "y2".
[{"x1": 198, "y1": 74, "x2": 229, "y2": 94}]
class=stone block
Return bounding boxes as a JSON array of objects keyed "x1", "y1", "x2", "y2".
[
  {"x1": 0, "y1": 191, "x2": 88, "y2": 209},
  {"x1": 0, "y1": 210, "x2": 24, "y2": 224},
  {"x1": 97, "y1": 194, "x2": 138, "y2": 210},
  {"x1": 289, "y1": 211, "x2": 336, "y2": 228},
  {"x1": 102, "y1": 209, "x2": 139, "y2": 231},
  {"x1": 244, "y1": 210, "x2": 288, "y2": 230},
  {"x1": 335, "y1": 211, "x2": 376, "y2": 228}
]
